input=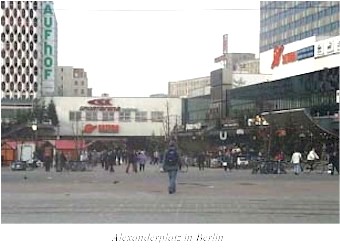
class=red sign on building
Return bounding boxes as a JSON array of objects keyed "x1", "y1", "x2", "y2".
[{"x1": 83, "y1": 124, "x2": 119, "y2": 134}]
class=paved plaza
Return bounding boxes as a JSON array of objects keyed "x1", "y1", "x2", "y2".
[{"x1": 1, "y1": 164, "x2": 339, "y2": 223}]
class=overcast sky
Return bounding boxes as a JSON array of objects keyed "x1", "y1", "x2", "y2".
[{"x1": 53, "y1": 0, "x2": 260, "y2": 97}]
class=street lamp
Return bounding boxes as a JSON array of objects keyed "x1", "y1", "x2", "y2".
[
  {"x1": 31, "y1": 121, "x2": 38, "y2": 164},
  {"x1": 31, "y1": 123, "x2": 37, "y2": 133}
]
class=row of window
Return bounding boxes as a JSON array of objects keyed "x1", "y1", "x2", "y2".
[
  {"x1": 1, "y1": 14, "x2": 38, "y2": 26},
  {"x1": 1, "y1": 32, "x2": 38, "y2": 44},
  {"x1": 1, "y1": 1, "x2": 39, "y2": 10},
  {"x1": 261, "y1": 18, "x2": 339, "y2": 40},
  {"x1": 69, "y1": 111, "x2": 165, "y2": 122},
  {"x1": 260, "y1": 21, "x2": 339, "y2": 52},
  {"x1": 1, "y1": 81, "x2": 38, "y2": 91},
  {"x1": 261, "y1": 2, "x2": 338, "y2": 26},
  {"x1": 230, "y1": 94, "x2": 336, "y2": 119},
  {"x1": 74, "y1": 80, "x2": 85, "y2": 86},
  {"x1": 228, "y1": 67, "x2": 339, "y2": 119},
  {"x1": 73, "y1": 89, "x2": 86, "y2": 95},
  {"x1": 1, "y1": 65, "x2": 38, "y2": 76}
]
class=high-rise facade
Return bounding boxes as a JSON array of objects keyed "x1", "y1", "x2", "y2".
[
  {"x1": 1, "y1": 1, "x2": 58, "y2": 101},
  {"x1": 168, "y1": 76, "x2": 210, "y2": 98},
  {"x1": 260, "y1": 1, "x2": 340, "y2": 53}
]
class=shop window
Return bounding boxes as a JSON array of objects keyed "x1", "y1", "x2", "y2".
[
  {"x1": 69, "y1": 111, "x2": 81, "y2": 121},
  {"x1": 85, "y1": 111, "x2": 98, "y2": 121},
  {"x1": 135, "y1": 111, "x2": 147, "y2": 122},
  {"x1": 102, "y1": 111, "x2": 115, "y2": 121},
  {"x1": 151, "y1": 111, "x2": 164, "y2": 122},
  {"x1": 119, "y1": 110, "x2": 131, "y2": 122}
]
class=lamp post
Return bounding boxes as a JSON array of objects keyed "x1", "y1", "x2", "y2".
[{"x1": 31, "y1": 122, "x2": 38, "y2": 164}]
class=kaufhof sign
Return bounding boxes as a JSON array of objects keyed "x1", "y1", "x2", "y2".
[
  {"x1": 42, "y1": 2, "x2": 55, "y2": 96},
  {"x1": 314, "y1": 36, "x2": 340, "y2": 58}
]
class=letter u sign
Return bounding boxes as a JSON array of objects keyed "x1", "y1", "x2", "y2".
[{"x1": 219, "y1": 131, "x2": 227, "y2": 140}]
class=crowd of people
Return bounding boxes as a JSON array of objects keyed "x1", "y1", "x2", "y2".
[{"x1": 32, "y1": 139, "x2": 338, "y2": 195}]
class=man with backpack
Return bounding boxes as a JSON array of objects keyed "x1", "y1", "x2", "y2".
[{"x1": 163, "y1": 141, "x2": 181, "y2": 194}]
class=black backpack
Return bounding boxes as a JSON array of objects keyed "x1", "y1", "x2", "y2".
[{"x1": 165, "y1": 148, "x2": 179, "y2": 166}]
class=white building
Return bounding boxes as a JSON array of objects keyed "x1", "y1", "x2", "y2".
[
  {"x1": 45, "y1": 96, "x2": 182, "y2": 138},
  {"x1": 57, "y1": 66, "x2": 90, "y2": 97}
]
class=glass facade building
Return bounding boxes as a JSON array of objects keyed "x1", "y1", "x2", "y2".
[
  {"x1": 228, "y1": 66, "x2": 339, "y2": 121},
  {"x1": 182, "y1": 95, "x2": 210, "y2": 125},
  {"x1": 260, "y1": 1, "x2": 340, "y2": 53}
]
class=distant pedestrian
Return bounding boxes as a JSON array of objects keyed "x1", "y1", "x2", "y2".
[
  {"x1": 291, "y1": 149, "x2": 302, "y2": 175},
  {"x1": 44, "y1": 154, "x2": 52, "y2": 172},
  {"x1": 137, "y1": 151, "x2": 147, "y2": 172},
  {"x1": 126, "y1": 150, "x2": 137, "y2": 173},
  {"x1": 163, "y1": 141, "x2": 181, "y2": 194},
  {"x1": 198, "y1": 152, "x2": 205, "y2": 171},
  {"x1": 275, "y1": 150, "x2": 285, "y2": 174},
  {"x1": 153, "y1": 150, "x2": 160, "y2": 165},
  {"x1": 107, "y1": 150, "x2": 116, "y2": 172},
  {"x1": 307, "y1": 148, "x2": 319, "y2": 172},
  {"x1": 100, "y1": 150, "x2": 107, "y2": 169},
  {"x1": 329, "y1": 150, "x2": 339, "y2": 175}
]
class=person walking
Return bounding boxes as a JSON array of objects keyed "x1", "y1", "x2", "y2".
[
  {"x1": 329, "y1": 150, "x2": 339, "y2": 175},
  {"x1": 275, "y1": 150, "x2": 285, "y2": 174},
  {"x1": 291, "y1": 149, "x2": 302, "y2": 175},
  {"x1": 307, "y1": 148, "x2": 319, "y2": 172},
  {"x1": 153, "y1": 150, "x2": 159, "y2": 165},
  {"x1": 198, "y1": 152, "x2": 205, "y2": 171},
  {"x1": 107, "y1": 149, "x2": 116, "y2": 172},
  {"x1": 126, "y1": 149, "x2": 137, "y2": 173},
  {"x1": 137, "y1": 150, "x2": 147, "y2": 172},
  {"x1": 163, "y1": 141, "x2": 181, "y2": 194}
]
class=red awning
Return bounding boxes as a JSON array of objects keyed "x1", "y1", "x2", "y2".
[
  {"x1": 55, "y1": 140, "x2": 86, "y2": 150},
  {"x1": 2, "y1": 141, "x2": 17, "y2": 149}
]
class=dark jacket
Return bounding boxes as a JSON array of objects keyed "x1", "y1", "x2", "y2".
[{"x1": 163, "y1": 146, "x2": 181, "y2": 172}]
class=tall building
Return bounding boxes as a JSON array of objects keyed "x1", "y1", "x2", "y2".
[
  {"x1": 57, "y1": 66, "x2": 91, "y2": 97},
  {"x1": 168, "y1": 76, "x2": 210, "y2": 97},
  {"x1": 260, "y1": 1, "x2": 340, "y2": 53},
  {"x1": 1, "y1": 1, "x2": 58, "y2": 101},
  {"x1": 227, "y1": 53, "x2": 256, "y2": 71},
  {"x1": 234, "y1": 59, "x2": 260, "y2": 74}
]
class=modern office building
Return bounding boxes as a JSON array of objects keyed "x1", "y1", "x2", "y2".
[
  {"x1": 228, "y1": 53, "x2": 257, "y2": 71},
  {"x1": 1, "y1": 1, "x2": 58, "y2": 121},
  {"x1": 260, "y1": 1, "x2": 340, "y2": 53},
  {"x1": 223, "y1": 35, "x2": 340, "y2": 154},
  {"x1": 234, "y1": 59, "x2": 260, "y2": 74},
  {"x1": 57, "y1": 66, "x2": 91, "y2": 97},
  {"x1": 168, "y1": 76, "x2": 210, "y2": 98}
]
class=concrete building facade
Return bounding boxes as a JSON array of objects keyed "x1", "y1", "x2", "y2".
[
  {"x1": 168, "y1": 76, "x2": 210, "y2": 98},
  {"x1": 57, "y1": 66, "x2": 91, "y2": 97},
  {"x1": 1, "y1": 1, "x2": 58, "y2": 100}
]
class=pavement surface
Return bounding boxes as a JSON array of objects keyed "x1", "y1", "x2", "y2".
[{"x1": 1, "y1": 164, "x2": 339, "y2": 223}]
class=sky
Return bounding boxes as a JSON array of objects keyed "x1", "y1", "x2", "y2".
[{"x1": 53, "y1": 0, "x2": 260, "y2": 97}]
